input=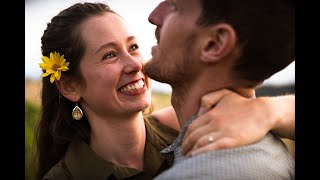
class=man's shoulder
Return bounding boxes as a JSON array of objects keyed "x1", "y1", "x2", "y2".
[{"x1": 155, "y1": 133, "x2": 295, "y2": 180}]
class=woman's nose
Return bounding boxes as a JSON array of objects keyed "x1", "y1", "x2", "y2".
[{"x1": 123, "y1": 54, "x2": 143, "y2": 74}]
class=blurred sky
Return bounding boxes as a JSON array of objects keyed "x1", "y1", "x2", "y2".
[{"x1": 25, "y1": 0, "x2": 295, "y2": 94}]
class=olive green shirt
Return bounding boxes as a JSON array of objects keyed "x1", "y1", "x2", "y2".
[{"x1": 43, "y1": 115, "x2": 179, "y2": 180}]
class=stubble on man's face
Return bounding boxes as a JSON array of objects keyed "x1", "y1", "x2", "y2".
[
  {"x1": 143, "y1": 51, "x2": 172, "y2": 84},
  {"x1": 144, "y1": 33, "x2": 198, "y2": 87}
]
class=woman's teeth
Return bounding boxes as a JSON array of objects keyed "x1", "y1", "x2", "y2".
[{"x1": 119, "y1": 79, "x2": 144, "y2": 93}]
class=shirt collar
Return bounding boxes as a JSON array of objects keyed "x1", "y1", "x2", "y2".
[{"x1": 160, "y1": 115, "x2": 198, "y2": 164}]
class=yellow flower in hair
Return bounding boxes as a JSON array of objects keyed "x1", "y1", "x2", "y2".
[{"x1": 39, "y1": 51, "x2": 70, "y2": 83}]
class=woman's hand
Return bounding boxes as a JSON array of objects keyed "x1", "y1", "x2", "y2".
[{"x1": 181, "y1": 89, "x2": 273, "y2": 157}]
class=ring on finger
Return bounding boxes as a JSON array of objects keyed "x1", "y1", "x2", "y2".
[{"x1": 208, "y1": 134, "x2": 214, "y2": 143}]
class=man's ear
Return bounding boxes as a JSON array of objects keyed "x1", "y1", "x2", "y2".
[
  {"x1": 200, "y1": 23, "x2": 237, "y2": 63},
  {"x1": 55, "y1": 78, "x2": 81, "y2": 102}
]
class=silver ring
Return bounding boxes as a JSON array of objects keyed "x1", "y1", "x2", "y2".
[{"x1": 208, "y1": 135, "x2": 214, "y2": 143}]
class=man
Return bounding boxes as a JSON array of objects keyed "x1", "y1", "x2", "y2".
[{"x1": 144, "y1": 0, "x2": 295, "y2": 179}]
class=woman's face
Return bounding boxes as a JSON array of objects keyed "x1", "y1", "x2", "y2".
[{"x1": 77, "y1": 12, "x2": 151, "y2": 118}]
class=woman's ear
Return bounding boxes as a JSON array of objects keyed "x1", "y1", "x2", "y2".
[
  {"x1": 200, "y1": 23, "x2": 237, "y2": 63},
  {"x1": 55, "y1": 78, "x2": 80, "y2": 102}
]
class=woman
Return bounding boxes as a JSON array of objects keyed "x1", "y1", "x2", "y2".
[
  {"x1": 36, "y1": 2, "x2": 294, "y2": 180},
  {"x1": 36, "y1": 3, "x2": 183, "y2": 179}
]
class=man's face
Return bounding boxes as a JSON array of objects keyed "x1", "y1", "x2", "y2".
[
  {"x1": 144, "y1": 0, "x2": 203, "y2": 85},
  {"x1": 148, "y1": 0, "x2": 173, "y2": 43}
]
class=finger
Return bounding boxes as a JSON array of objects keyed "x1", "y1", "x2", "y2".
[
  {"x1": 184, "y1": 133, "x2": 216, "y2": 157},
  {"x1": 199, "y1": 89, "x2": 232, "y2": 116},
  {"x1": 181, "y1": 122, "x2": 215, "y2": 155},
  {"x1": 187, "y1": 144, "x2": 215, "y2": 158},
  {"x1": 183, "y1": 115, "x2": 211, "y2": 143},
  {"x1": 187, "y1": 137, "x2": 235, "y2": 157}
]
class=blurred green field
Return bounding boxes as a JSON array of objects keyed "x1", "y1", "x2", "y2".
[
  {"x1": 25, "y1": 101, "x2": 40, "y2": 180},
  {"x1": 25, "y1": 79, "x2": 294, "y2": 180}
]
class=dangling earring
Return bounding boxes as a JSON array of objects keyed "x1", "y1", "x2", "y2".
[{"x1": 72, "y1": 103, "x2": 83, "y2": 120}]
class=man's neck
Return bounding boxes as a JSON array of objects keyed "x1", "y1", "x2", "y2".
[
  {"x1": 170, "y1": 73, "x2": 228, "y2": 127},
  {"x1": 171, "y1": 89, "x2": 200, "y2": 127},
  {"x1": 171, "y1": 77, "x2": 255, "y2": 127}
]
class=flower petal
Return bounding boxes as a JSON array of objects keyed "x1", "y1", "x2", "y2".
[
  {"x1": 46, "y1": 69, "x2": 55, "y2": 74},
  {"x1": 55, "y1": 70, "x2": 61, "y2": 80},
  {"x1": 59, "y1": 67, "x2": 69, "y2": 71},
  {"x1": 64, "y1": 62, "x2": 70, "y2": 67},
  {"x1": 54, "y1": 52, "x2": 61, "y2": 63},
  {"x1": 39, "y1": 63, "x2": 51, "y2": 70},
  {"x1": 50, "y1": 74, "x2": 56, "y2": 83},
  {"x1": 50, "y1": 52, "x2": 55, "y2": 61},
  {"x1": 41, "y1": 56, "x2": 52, "y2": 64},
  {"x1": 42, "y1": 72, "x2": 50, "y2": 77},
  {"x1": 59, "y1": 55, "x2": 65, "y2": 64}
]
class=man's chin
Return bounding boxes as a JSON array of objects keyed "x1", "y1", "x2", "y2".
[
  {"x1": 143, "y1": 59, "x2": 156, "y2": 77},
  {"x1": 143, "y1": 60, "x2": 166, "y2": 83}
]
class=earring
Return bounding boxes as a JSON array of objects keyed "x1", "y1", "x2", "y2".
[{"x1": 72, "y1": 103, "x2": 83, "y2": 120}]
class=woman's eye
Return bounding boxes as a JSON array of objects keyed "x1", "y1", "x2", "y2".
[
  {"x1": 129, "y1": 44, "x2": 139, "y2": 51},
  {"x1": 103, "y1": 52, "x2": 116, "y2": 60}
]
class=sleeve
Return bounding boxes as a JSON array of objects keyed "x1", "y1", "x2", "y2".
[
  {"x1": 144, "y1": 115, "x2": 179, "y2": 150},
  {"x1": 42, "y1": 161, "x2": 72, "y2": 180}
]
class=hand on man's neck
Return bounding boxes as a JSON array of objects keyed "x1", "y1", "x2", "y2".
[{"x1": 171, "y1": 81, "x2": 256, "y2": 128}]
